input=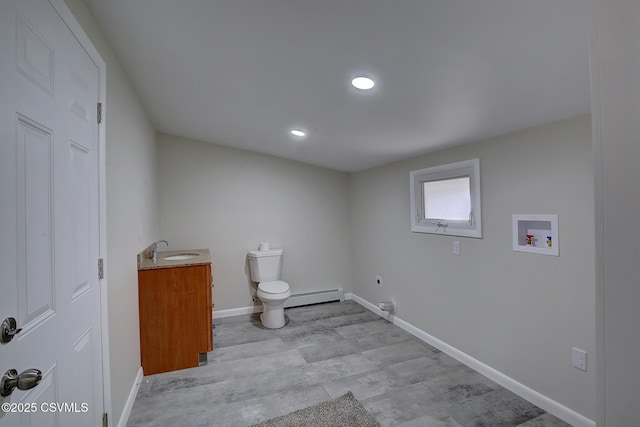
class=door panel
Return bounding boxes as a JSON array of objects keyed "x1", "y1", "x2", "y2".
[
  {"x1": 11, "y1": 366, "x2": 59, "y2": 427},
  {"x1": 0, "y1": 1, "x2": 103, "y2": 425},
  {"x1": 16, "y1": 15, "x2": 54, "y2": 95},
  {"x1": 16, "y1": 116, "x2": 55, "y2": 330},
  {"x1": 70, "y1": 142, "x2": 92, "y2": 300}
]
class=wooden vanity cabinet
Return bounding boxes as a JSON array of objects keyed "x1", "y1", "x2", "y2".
[{"x1": 138, "y1": 264, "x2": 213, "y2": 375}]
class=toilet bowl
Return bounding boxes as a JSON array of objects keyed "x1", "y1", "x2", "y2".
[
  {"x1": 256, "y1": 280, "x2": 291, "y2": 329},
  {"x1": 247, "y1": 248, "x2": 291, "y2": 329}
]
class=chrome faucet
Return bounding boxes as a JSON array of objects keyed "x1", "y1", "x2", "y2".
[{"x1": 152, "y1": 240, "x2": 169, "y2": 263}]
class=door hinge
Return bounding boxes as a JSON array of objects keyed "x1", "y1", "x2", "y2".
[
  {"x1": 103, "y1": 412, "x2": 108, "y2": 427},
  {"x1": 98, "y1": 258, "x2": 104, "y2": 280},
  {"x1": 97, "y1": 102, "x2": 103, "y2": 124}
]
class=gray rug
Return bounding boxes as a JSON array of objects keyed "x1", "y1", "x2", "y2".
[{"x1": 250, "y1": 391, "x2": 380, "y2": 427}]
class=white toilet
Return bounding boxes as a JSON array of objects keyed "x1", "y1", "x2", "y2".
[{"x1": 247, "y1": 248, "x2": 291, "y2": 329}]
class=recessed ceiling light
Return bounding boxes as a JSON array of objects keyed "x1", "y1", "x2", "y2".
[
  {"x1": 351, "y1": 76, "x2": 375, "y2": 90},
  {"x1": 290, "y1": 129, "x2": 307, "y2": 137}
]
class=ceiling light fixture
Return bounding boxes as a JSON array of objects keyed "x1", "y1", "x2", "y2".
[
  {"x1": 351, "y1": 76, "x2": 375, "y2": 90},
  {"x1": 290, "y1": 129, "x2": 307, "y2": 137}
]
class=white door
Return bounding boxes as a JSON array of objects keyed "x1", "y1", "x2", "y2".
[{"x1": 0, "y1": 0, "x2": 104, "y2": 426}]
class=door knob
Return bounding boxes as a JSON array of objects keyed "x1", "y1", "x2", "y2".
[
  {"x1": 0, "y1": 317, "x2": 22, "y2": 343},
  {"x1": 1, "y1": 369, "x2": 42, "y2": 397}
]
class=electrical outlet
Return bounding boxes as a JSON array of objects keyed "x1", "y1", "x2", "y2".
[
  {"x1": 453, "y1": 241, "x2": 461, "y2": 255},
  {"x1": 572, "y1": 347, "x2": 587, "y2": 371},
  {"x1": 375, "y1": 275, "x2": 382, "y2": 287}
]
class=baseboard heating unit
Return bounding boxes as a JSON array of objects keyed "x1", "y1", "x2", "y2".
[{"x1": 284, "y1": 288, "x2": 344, "y2": 308}]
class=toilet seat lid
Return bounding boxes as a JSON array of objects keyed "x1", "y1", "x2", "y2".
[{"x1": 258, "y1": 280, "x2": 289, "y2": 294}]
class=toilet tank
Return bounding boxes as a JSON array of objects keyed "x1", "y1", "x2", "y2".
[{"x1": 247, "y1": 248, "x2": 283, "y2": 282}]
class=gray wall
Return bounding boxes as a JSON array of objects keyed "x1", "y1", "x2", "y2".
[
  {"x1": 157, "y1": 133, "x2": 351, "y2": 311},
  {"x1": 591, "y1": 0, "x2": 640, "y2": 424},
  {"x1": 64, "y1": 1, "x2": 159, "y2": 424},
  {"x1": 349, "y1": 115, "x2": 595, "y2": 419},
  {"x1": 57, "y1": 3, "x2": 603, "y2": 424}
]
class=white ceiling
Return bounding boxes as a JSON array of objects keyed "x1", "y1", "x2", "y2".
[{"x1": 85, "y1": 0, "x2": 591, "y2": 172}]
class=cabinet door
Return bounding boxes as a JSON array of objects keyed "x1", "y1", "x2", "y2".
[
  {"x1": 207, "y1": 264, "x2": 213, "y2": 350},
  {"x1": 139, "y1": 264, "x2": 212, "y2": 375}
]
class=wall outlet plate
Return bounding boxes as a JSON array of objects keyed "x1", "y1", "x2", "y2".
[
  {"x1": 572, "y1": 347, "x2": 587, "y2": 371},
  {"x1": 453, "y1": 240, "x2": 461, "y2": 255},
  {"x1": 375, "y1": 275, "x2": 382, "y2": 287}
]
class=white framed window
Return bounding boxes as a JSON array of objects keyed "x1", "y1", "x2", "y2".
[{"x1": 410, "y1": 158, "x2": 482, "y2": 238}]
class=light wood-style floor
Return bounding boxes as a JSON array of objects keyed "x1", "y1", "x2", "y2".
[{"x1": 127, "y1": 300, "x2": 571, "y2": 427}]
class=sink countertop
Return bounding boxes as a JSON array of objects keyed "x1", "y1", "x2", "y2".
[{"x1": 137, "y1": 248, "x2": 212, "y2": 270}]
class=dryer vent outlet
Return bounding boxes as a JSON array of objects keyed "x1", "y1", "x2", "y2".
[{"x1": 378, "y1": 301, "x2": 396, "y2": 313}]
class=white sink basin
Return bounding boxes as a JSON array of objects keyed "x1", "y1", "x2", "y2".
[{"x1": 162, "y1": 253, "x2": 200, "y2": 261}]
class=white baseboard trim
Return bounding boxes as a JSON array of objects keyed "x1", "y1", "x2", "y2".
[
  {"x1": 213, "y1": 305, "x2": 262, "y2": 319},
  {"x1": 345, "y1": 293, "x2": 595, "y2": 427},
  {"x1": 117, "y1": 367, "x2": 143, "y2": 427},
  {"x1": 345, "y1": 293, "x2": 394, "y2": 321}
]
